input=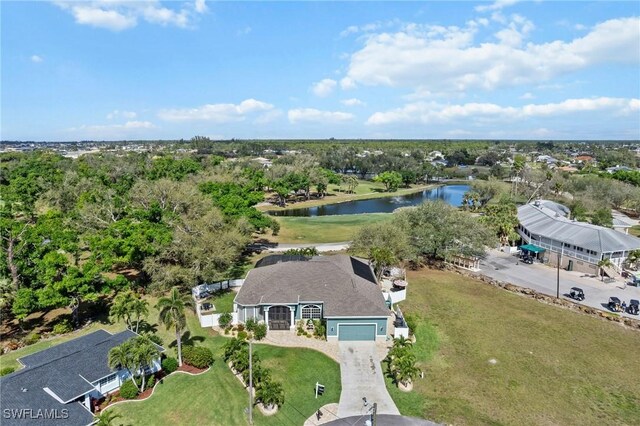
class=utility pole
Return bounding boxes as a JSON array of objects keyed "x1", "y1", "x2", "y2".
[
  {"x1": 371, "y1": 402, "x2": 377, "y2": 426},
  {"x1": 249, "y1": 339, "x2": 253, "y2": 425},
  {"x1": 556, "y1": 250, "x2": 561, "y2": 298}
]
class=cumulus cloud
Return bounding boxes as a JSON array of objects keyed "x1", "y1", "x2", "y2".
[
  {"x1": 341, "y1": 98, "x2": 366, "y2": 107},
  {"x1": 158, "y1": 99, "x2": 274, "y2": 122},
  {"x1": 311, "y1": 79, "x2": 337, "y2": 97},
  {"x1": 106, "y1": 110, "x2": 137, "y2": 120},
  {"x1": 342, "y1": 16, "x2": 640, "y2": 93},
  {"x1": 366, "y1": 97, "x2": 639, "y2": 125},
  {"x1": 475, "y1": 0, "x2": 519, "y2": 13},
  {"x1": 519, "y1": 92, "x2": 535, "y2": 100},
  {"x1": 30, "y1": 55, "x2": 44, "y2": 63},
  {"x1": 54, "y1": 0, "x2": 206, "y2": 31},
  {"x1": 288, "y1": 108, "x2": 354, "y2": 124}
]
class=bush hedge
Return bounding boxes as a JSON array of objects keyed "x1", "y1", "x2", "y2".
[
  {"x1": 253, "y1": 323, "x2": 267, "y2": 341},
  {"x1": 119, "y1": 379, "x2": 138, "y2": 399},
  {"x1": 182, "y1": 346, "x2": 214, "y2": 369},
  {"x1": 0, "y1": 367, "x2": 16, "y2": 376},
  {"x1": 23, "y1": 332, "x2": 41, "y2": 346},
  {"x1": 162, "y1": 357, "x2": 179, "y2": 373},
  {"x1": 237, "y1": 330, "x2": 248, "y2": 341},
  {"x1": 52, "y1": 320, "x2": 72, "y2": 335}
]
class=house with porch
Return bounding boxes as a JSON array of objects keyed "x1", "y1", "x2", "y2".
[
  {"x1": 517, "y1": 200, "x2": 640, "y2": 274},
  {"x1": 0, "y1": 329, "x2": 163, "y2": 426},
  {"x1": 234, "y1": 255, "x2": 391, "y2": 341}
]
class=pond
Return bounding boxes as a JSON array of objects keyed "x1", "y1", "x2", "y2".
[{"x1": 269, "y1": 184, "x2": 470, "y2": 217}]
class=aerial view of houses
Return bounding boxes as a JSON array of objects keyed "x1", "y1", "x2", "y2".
[{"x1": 1, "y1": 1, "x2": 640, "y2": 425}]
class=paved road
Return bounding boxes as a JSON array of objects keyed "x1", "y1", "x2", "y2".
[
  {"x1": 337, "y1": 342, "x2": 399, "y2": 418},
  {"x1": 268, "y1": 241, "x2": 351, "y2": 252},
  {"x1": 481, "y1": 250, "x2": 640, "y2": 319},
  {"x1": 324, "y1": 415, "x2": 440, "y2": 425}
]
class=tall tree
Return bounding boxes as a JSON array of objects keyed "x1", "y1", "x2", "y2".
[{"x1": 156, "y1": 287, "x2": 194, "y2": 366}]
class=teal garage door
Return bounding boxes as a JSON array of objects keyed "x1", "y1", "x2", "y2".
[{"x1": 338, "y1": 324, "x2": 376, "y2": 341}]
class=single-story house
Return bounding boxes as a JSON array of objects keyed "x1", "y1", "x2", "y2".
[
  {"x1": 517, "y1": 200, "x2": 640, "y2": 273},
  {"x1": 234, "y1": 255, "x2": 391, "y2": 341},
  {"x1": 0, "y1": 329, "x2": 163, "y2": 426}
]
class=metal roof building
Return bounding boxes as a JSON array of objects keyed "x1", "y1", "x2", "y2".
[{"x1": 517, "y1": 201, "x2": 640, "y2": 273}]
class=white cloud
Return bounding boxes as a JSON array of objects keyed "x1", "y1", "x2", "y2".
[
  {"x1": 475, "y1": 0, "x2": 519, "y2": 13},
  {"x1": 341, "y1": 98, "x2": 366, "y2": 107},
  {"x1": 311, "y1": 79, "x2": 337, "y2": 97},
  {"x1": 54, "y1": 1, "x2": 202, "y2": 31},
  {"x1": 366, "y1": 97, "x2": 639, "y2": 125},
  {"x1": 254, "y1": 109, "x2": 283, "y2": 124},
  {"x1": 340, "y1": 77, "x2": 356, "y2": 90},
  {"x1": 106, "y1": 110, "x2": 137, "y2": 120},
  {"x1": 158, "y1": 99, "x2": 274, "y2": 122},
  {"x1": 519, "y1": 92, "x2": 535, "y2": 100},
  {"x1": 574, "y1": 23, "x2": 587, "y2": 31},
  {"x1": 30, "y1": 55, "x2": 43, "y2": 63},
  {"x1": 342, "y1": 16, "x2": 640, "y2": 93},
  {"x1": 67, "y1": 120, "x2": 156, "y2": 139},
  {"x1": 194, "y1": 0, "x2": 207, "y2": 14},
  {"x1": 237, "y1": 26, "x2": 252, "y2": 36},
  {"x1": 288, "y1": 108, "x2": 354, "y2": 124}
]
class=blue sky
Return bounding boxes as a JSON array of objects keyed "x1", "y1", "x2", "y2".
[{"x1": 2, "y1": 0, "x2": 639, "y2": 141}]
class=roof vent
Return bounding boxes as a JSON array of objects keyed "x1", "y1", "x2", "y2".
[
  {"x1": 21, "y1": 388, "x2": 28, "y2": 392},
  {"x1": 533, "y1": 200, "x2": 541, "y2": 207}
]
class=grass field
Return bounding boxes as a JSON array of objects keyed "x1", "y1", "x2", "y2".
[
  {"x1": 391, "y1": 268, "x2": 640, "y2": 425},
  {"x1": 271, "y1": 213, "x2": 392, "y2": 243},
  {"x1": 260, "y1": 180, "x2": 434, "y2": 212}
]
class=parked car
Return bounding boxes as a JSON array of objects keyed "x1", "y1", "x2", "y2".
[
  {"x1": 569, "y1": 287, "x2": 585, "y2": 301},
  {"x1": 628, "y1": 299, "x2": 639, "y2": 315},
  {"x1": 608, "y1": 297, "x2": 622, "y2": 312}
]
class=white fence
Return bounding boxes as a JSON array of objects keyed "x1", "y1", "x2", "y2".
[
  {"x1": 196, "y1": 303, "x2": 239, "y2": 327},
  {"x1": 383, "y1": 289, "x2": 407, "y2": 305},
  {"x1": 192, "y1": 279, "x2": 244, "y2": 298}
]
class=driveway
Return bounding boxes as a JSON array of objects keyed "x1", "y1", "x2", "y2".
[
  {"x1": 481, "y1": 250, "x2": 640, "y2": 319},
  {"x1": 337, "y1": 342, "x2": 400, "y2": 418}
]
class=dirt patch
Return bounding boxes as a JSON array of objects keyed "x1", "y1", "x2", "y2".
[{"x1": 177, "y1": 364, "x2": 208, "y2": 374}]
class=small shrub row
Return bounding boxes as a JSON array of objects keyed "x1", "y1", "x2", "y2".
[
  {"x1": 162, "y1": 357, "x2": 179, "y2": 373},
  {"x1": 52, "y1": 319, "x2": 72, "y2": 335},
  {"x1": 119, "y1": 379, "x2": 139, "y2": 399},
  {"x1": 0, "y1": 367, "x2": 16, "y2": 376},
  {"x1": 23, "y1": 332, "x2": 41, "y2": 346},
  {"x1": 182, "y1": 345, "x2": 214, "y2": 369}
]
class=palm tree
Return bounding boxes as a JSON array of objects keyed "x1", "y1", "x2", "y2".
[
  {"x1": 109, "y1": 291, "x2": 133, "y2": 330},
  {"x1": 134, "y1": 337, "x2": 160, "y2": 392},
  {"x1": 392, "y1": 353, "x2": 420, "y2": 388},
  {"x1": 255, "y1": 378, "x2": 285, "y2": 410},
  {"x1": 598, "y1": 258, "x2": 614, "y2": 281},
  {"x1": 94, "y1": 410, "x2": 122, "y2": 426},
  {"x1": 131, "y1": 298, "x2": 149, "y2": 333},
  {"x1": 156, "y1": 287, "x2": 194, "y2": 366},
  {"x1": 108, "y1": 341, "x2": 138, "y2": 391},
  {"x1": 626, "y1": 249, "x2": 640, "y2": 270}
]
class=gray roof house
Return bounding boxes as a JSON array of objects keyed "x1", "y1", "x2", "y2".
[
  {"x1": 0, "y1": 329, "x2": 163, "y2": 426},
  {"x1": 517, "y1": 201, "x2": 640, "y2": 273},
  {"x1": 234, "y1": 255, "x2": 391, "y2": 341}
]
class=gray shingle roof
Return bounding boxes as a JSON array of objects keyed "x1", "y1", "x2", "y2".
[
  {"x1": 518, "y1": 202, "x2": 640, "y2": 253},
  {"x1": 0, "y1": 329, "x2": 164, "y2": 426},
  {"x1": 236, "y1": 255, "x2": 390, "y2": 317}
]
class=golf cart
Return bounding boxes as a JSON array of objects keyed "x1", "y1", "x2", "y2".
[
  {"x1": 569, "y1": 287, "x2": 585, "y2": 301},
  {"x1": 608, "y1": 297, "x2": 622, "y2": 312},
  {"x1": 521, "y1": 255, "x2": 534, "y2": 264},
  {"x1": 628, "y1": 299, "x2": 639, "y2": 315}
]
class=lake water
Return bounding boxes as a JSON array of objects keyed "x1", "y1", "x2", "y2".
[{"x1": 269, "y1": 184, "x2": 470, "y2": 217}]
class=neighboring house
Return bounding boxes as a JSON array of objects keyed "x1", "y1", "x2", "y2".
[
  {"x1": 606, "y1": 165, "x2": 634, "y2": 173},
  {"x1": 535, "y1": 155, "x2": 557, "y2": 165},
  {"x1": 0, "y1": 330, "x2": 163, "y2": 426},
  {"x1": 517, "y1": 200, "x2": 640, "y2": 274},
  {"x1": 234, "y1": 255, "x2": 391, "y2": 342},
  {"x1": 575, "y1": 155, "x2": 594, "y2": 163}
]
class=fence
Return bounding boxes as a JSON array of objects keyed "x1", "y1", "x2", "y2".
[
  {"x1": 196, "y1": 303, "x2": 239, "y2": 327},
  {"x1": 192, "y1": 279, "x2": 244, "y2": 298},
  {"x1": 383, "y1": 288, "x2": 407, "y2": 304}
]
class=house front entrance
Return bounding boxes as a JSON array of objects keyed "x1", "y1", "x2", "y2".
[{"x1": 268, "y1": 306, "x2": 291, "y2": 330}]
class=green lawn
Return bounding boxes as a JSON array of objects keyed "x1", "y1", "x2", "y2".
[
  {"x1": 109, "y1": 340, "x2": 341, "y2": 426},
  {"x1": 272, "y1": 213, "x2": 393, "y2": 244},
  {"x1": 208, "y1": 290, "x2": 236, "y2": 313},
  {"x1": 629, "y1": 225, "x2": 640, "y2": 237},
  {"x1": 390, "y1": 268, "x2": 640, "y2": 425}
]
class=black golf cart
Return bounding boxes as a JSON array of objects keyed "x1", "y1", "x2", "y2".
[
  {"x1": 628, "y1": 299, "x2": 639, "y2": 315},
  {"x1": 608, "y1": 297, "x2": 622, "y2": 312},
  {"x1": 569, "y1": 287, "x2": 585, "y2": 301}
]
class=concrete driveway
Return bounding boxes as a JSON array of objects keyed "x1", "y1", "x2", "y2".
[
  {"x1": 481, "y1": 250, "x2": 640, "y2": 319},
  {"x1": 337, "y1": 342, "x2": 400, "y2": 418}
]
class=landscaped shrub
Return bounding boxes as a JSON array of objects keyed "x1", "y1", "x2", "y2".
[
  {"x1": 237, "y1": 330, "x2": 248, "y2": 341},
  {"x1": 52, "y1": 319, "x2": 72, "y2": 335},
  {"x1": 146, "y1": 374, "x2": 155, "y2": 389},
  {"x1": 236, "y1": 323, "x2": 245, "y2": 333},
  {"x1": 218, "y1": 312, "x2": 233, "y2": 329},
  {"x1": 405, "y1": 313, "x2": 418, "y2": 336},
  {"x1": 313, "y1": 320, "x2": 326, "y2": 339},
  {"x1": 0, "y1": 367, "x2": 16, "y2": 376},
  {"x1": 245, "y1": 318, "x2": 257, "y2": 332},
  {"x1": 182, "y1": 346, "x2": 214, "y2": 369},
  {"x1": 162, "y1": 357, "x2": 178, "y2": 374},
  {"x1": 253, "y1": 323, "x2": 267, "y2": 341},
  {"x1": 23, "y1": 332, "x2": 40, "y2": 346},
  {"x1": 119, "y1": 379, "x2": 138, "y2": 399},
  {"x1": 223, "y1": 338, "x2": 246, "y2": 362}
]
